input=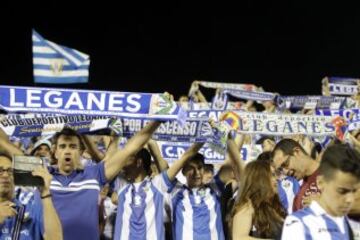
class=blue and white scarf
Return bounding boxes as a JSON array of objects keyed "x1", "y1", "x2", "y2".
[
  {"x1": 327, "y1": 77, "x2": 359, "y2": 96},
  {"x1": 0, "y1": 85, "x2": 186, "y2": 123},
  {"x1": 224, "y1": 89, "x2": 276, "y2": 102},
  {"x1": 188, "y1": 81, "x2": 256, "y2": 95},
  {"x1": 277, "y1": 95, "x2": 347, "y2": 110},
  {"x1": 109, "y1": 117, "x2": 213, "y2": 143},
  {"x1": 0, "y1": 114, "x2": 110, "y2": 137},
  {"x1": 223, "y1": 111, "x2": 340, "y2": 137},
  {"x1": 157, "y1": 141, "x2": 262, "y2": 164},
  {"x1": 316, "y1": 108, "x2": 360, "y2": 121}
]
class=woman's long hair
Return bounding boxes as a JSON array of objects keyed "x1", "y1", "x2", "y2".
[{"x1": 232, "y1": 158, "x2": 287, "y2": 238}]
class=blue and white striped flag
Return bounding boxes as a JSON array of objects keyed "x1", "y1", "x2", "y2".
[{"x1": 32, "y1": 29, "x2": 90, "y2": 84}]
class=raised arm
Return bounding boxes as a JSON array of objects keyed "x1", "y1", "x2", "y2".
[
  {"x1": 189, "y1": 81, "x2": 208, "y2": 103},
  {"x1": 0, "y1": 127, "x2": 24, "y2": 158},
  {"x1": 104, "y1": 136, "x2": 120, "y2": 159},
  {"x1": 103, "y1": 121, "x2": 161, "y2": 181},
  {"x1": 226, "y1": 133, "x2": 245, "y2": 183},
  {"x1": 194, "y1": 88, "x2": 208, "y2": 103},
  {"x1": 32, "y1": 167, "x2": 63, "y2": 240},
  {"x1": 322, "y1": 77, "x2": 331, "y2": 96},
  {"x1": 82, "y1": 135, "x2": 105, "y2": 163},
  {"x1": 166, "y1": 142, "x2": 204, "y2": 181},
  {"x1": 215, "y1": 132, "x2": 245, "y2": 186},
  {"x1": 147, "y1": 139, "x2": 169, "y2": 172}
]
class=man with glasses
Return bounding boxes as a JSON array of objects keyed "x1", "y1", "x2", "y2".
[
  {"x1": 272, "y1": 138, "x2": 320, "y2": 212},
  {"x1": 0, "y1": 154, "x2": 63, "y2": 240}
]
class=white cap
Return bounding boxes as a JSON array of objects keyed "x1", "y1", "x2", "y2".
[{"x1": 30, "y1": 139, "x2": 52, "y2": 155}]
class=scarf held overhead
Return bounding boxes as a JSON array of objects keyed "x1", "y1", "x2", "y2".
[{"x1": 0, "y1": 85, "x2": 186, "y2": 123}]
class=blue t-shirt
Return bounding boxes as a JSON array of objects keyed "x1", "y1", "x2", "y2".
[
  {"x1": 0, "y1": 192, "x2": 44, "y2": 240},
  {"x1": 49, "y1": 162, "x2": 107, "y2": 240}
]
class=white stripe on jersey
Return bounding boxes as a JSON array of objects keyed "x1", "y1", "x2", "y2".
[
  {"x1": 51, "y1": 179, "x2": 99, "y2": 186},
  {"x1": 50, "y1": 185, "x2": 100, "y2": 192},
  {"x1": 145, "y1": 185, "x2": 157, "y2": 240},
  {"x1": 120, "y1": 188, "x2": 132, "y2": 240},
  {"x1": 282, "y1": 201, "x2": 348, "y2": 240},
  {"x1": 281, "y1": 179, "x2": 296, "y2": 214},
  {"x1": 302, "y1": 214, "x2": 334, "y2": 239},
  {"x1": 182, "y1": 190, "x2": 193, "y2": 240},
  {"x1": 203, "y1": 188, "x2": 218, "y2": 240},
  {"x1": 66, "y1": 179, "x2": 99, "y2": 186}
]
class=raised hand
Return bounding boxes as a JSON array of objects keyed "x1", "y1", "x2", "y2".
[{"x1": 32, "y1": 166, "x2": 53, "y2": 196}]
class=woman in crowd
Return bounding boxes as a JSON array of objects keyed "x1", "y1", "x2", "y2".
[{"x1": 231, "y1": 154, "x2": 287, "y2": 239}]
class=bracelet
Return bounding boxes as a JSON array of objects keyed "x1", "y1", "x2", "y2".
[{"x1": 41, "y1": 194, "x2": 52, "y2": 199}]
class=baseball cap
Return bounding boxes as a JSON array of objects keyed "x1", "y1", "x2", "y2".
[{"x1": 30, "y1": 139, "x2": 52, "y2": 156}]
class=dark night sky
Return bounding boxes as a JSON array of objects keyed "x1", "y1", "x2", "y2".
[{"x1": 1, "y1": 2, "x2": 360, "y2": 99}]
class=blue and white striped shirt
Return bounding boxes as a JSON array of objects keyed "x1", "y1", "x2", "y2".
[
  {"x1": 277, "y1": 176, "x2": 300, "y2": 214},
  {"x1": 282, "y1": 201, "x2": 351, "y2": 240},
  {"x1": 170, "y1": 182, "x2": 225, "y2": 240},
  {"x1": 113, "y1": 171, "x2": 175, "y2": 240}
]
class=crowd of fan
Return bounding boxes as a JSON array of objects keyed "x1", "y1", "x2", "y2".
[{"x1": 1, "y1": 81, "x2": 360, "y2": 240}]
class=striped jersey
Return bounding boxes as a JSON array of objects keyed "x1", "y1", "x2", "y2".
[
  {"x1": 113, "y1": 171, "x2": 175, "y2": 240},
  {"x1": 277, "y1": 176, "x2": 300, "y2": 214},
  {"x1": 49, "y1": 162, "x2": 107, "y2": 240},
  {"x1": 170, "y1": 181, "x2": 225, "y2": 240},
  {"x1": 282, "y1": 201, "x2": 352, "y2": 240}
]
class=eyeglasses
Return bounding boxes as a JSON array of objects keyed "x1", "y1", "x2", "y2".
[
  {"x1": 282, "y1": 155, "x2": 291, "y2": 168},
  {"x1": 277, "y1": 155, "x2": 292, "y2": 173},
  {"x1": 0, "y1": 167, "x2": 13, "y2": 176}
]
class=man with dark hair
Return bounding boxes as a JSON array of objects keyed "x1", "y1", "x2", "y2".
[
  {"x1": 272, "y1": 138, "x2": 320, "y2": 212},
  {"x1": 0, "y1": 154, "x2": 63, "y2": 240},
  {"x1": 0, "y1": 120, "x2": 161, "y2": 240},
  {"x1": 113, "y1": 142, "x2": 204, "y2": 240},
  {"x1": 170, "y1": 134, "x2": 244, "y2": 240},
  {"x1": 181, "y1": 153, "x2": 207, "y2": 188},
  {"x1": 257, "y1": 151, "x2": 300, "y2": 214},
  {"x1": 282, "y1": 143, "x2": 360, "y2": 239},
  {"x1": 52, "y1": 122, "x2": 162, "y2": 240}
]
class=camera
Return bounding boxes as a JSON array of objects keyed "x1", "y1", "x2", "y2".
[{"x1": 12, "y1": 155, "x2": 45, "y2": 186}]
